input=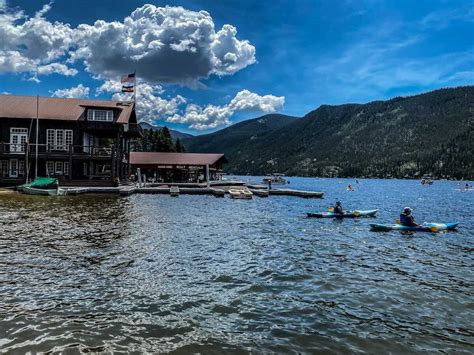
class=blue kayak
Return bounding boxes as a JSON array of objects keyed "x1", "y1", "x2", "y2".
[
  {"x1": 307, "y1": 209, "x2": 378, "y2": 218},
  {"x1": 370, "y1": 222, "x2": 459, "y2": 232}
]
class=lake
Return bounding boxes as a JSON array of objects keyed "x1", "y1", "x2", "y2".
[{"x1": 0, "y1": 177, "x2": 473, "y2": 353}]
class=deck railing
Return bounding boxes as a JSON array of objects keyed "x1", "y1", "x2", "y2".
[{"x1": 0, "y1": 143, "x2": 116, "y2": 158}]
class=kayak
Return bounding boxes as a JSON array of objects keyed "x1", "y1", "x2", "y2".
[
  {"x1": 370, "y1": 222, "x2": 459, "y2": 233},
  {"x1": 307, "y1": 209, "x2": 378, "y2": 218}
]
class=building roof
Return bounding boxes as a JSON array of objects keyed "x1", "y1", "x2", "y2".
[
  {"x1": 130, "y1": 152, "x2": 227, "y2": 166},
  {"x1": 0, "y1": 94, "x2": 134, "y2": 123}
]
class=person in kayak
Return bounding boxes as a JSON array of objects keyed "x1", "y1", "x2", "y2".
[
  {"x1": 334, "y1": 201, "x2": 344, "y2": 214},
  {"x1": 399, "y1": 207, "x2": 419, "y2": 226}
]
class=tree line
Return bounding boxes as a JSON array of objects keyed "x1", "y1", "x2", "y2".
[{"x1": 134, "y1": 127, "x2": 185, "y2": 153}]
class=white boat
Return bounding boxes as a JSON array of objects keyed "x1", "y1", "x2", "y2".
[
  {"x1": 21, "y1": 186, "x2": 66, "y2": 196},
  {"x1": 262, "y1": 173, "x2": 288, "y2": 185},
  {"x1": 18, "y1": 177, "x2": 66, "y2": 196},
  {"x1": 229, "y1": 187, "x2": 253, "y2": 199},
  {"x1": 170, "y1": 186, "x2": 180, "y2": 197}
]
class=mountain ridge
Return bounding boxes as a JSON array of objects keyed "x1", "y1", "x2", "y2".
[{"x1": 183, "y1": 86, "x2": 474, "y2": 179}]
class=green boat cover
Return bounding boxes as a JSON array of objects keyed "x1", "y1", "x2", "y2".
[{"x1": 20, "y1": 177, "x2": 58, "y2": 189}]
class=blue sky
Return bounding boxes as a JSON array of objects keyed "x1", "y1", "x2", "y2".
[{"x1": 1, "y1": 0, "x2": 473, "y2": 134}]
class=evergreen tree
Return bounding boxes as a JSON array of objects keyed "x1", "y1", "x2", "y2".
[
  {"x1": 175, "y1": 138, "x2": 185, "y2": 152},
  {"x1": 159, "y1": 127, "x2": 174, "y2": 152}
]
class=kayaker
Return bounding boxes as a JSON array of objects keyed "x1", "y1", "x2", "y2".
[
  {"x1": 399, "y1": 207, "x2": 418, "y2": 226},
  {"x1": 334, "y1": 201, "x2": 344, "y2": 214}
]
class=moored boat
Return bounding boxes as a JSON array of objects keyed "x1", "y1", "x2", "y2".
[
  {"x1": 370, "y1": 222, "x2": 459, "y2": 232},
  {"x1": 18, "y1": 177, "x2": 66, "y2": 196},
  {"x1": 229, "y1": 187, "x2": 253, "y2": 199},
  {"x1": 307, "y1": 209, "x2": 378, "y2": 218},
  {"x1": 262, "y1": 173, "x2": 288, "y2": 185}
]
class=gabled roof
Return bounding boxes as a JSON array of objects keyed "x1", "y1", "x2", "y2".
[
  {"x1": 130, "y1": 152, "x2": 227, "y2": 166},
  {"x1": 0, "y1": 94, "x2": 134, "y2": 123}
]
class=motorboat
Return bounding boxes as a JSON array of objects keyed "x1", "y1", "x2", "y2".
[
  {"x1": 229, "y1": 187, "x2": 253, "y2": 199},
  {"x1": 262, "y1": 173, "x2": 288, "y2": 185},
  {"x1": 421, "y1": 175, "x2": 434, "y2": 185}
]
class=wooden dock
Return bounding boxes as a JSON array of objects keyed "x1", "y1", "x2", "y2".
[
  {"x1": 56, "y1": 185, "x2": 323, "y2": 199},
  {"x1": 268, "y1": 188, "x2": 324, "y2": 198}
]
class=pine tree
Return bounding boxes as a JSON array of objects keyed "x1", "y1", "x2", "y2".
[
  {"x1": 159, "y1": 127, "x2": 174, "y2": 152},
  {"x1": 175, "y1": 138, "x2": 185, "y2": 153}
]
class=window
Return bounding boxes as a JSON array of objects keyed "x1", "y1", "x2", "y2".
[
  {"x1": 47, "y1": 129, "x2": 73, "y2": 151},
  {"x1": 11, "y1": 128, "x2": 28, "y2": 134},
  {"x1": 65, "y1": 130, "x2": 73, "y2": 147},
  {"x1": 55, "y1": 162, "x2": 63, "y2": 175},
  {"x1": 18, "y1": 160, "x2": 25, "y2": 177},
  {"x1": 87, "y1": 109, "x2": 114, "y2": 122},
  {"x1": 47, "y1": 161, "x2": 69, "y2": 176},
  {"x1": 10, "y1": 127, "x2": 28, "y2": 154},
  {"x1": 46, "y1": 161, "x2": 54, "y2": 176}
]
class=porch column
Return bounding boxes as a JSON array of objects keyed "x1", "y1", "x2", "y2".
[
  {"x1": 111, "y1": 145, "x2": 116, "y2": 183},
  {"x1": 68, "y1": 144, "x2": 73, "y2": 181}
]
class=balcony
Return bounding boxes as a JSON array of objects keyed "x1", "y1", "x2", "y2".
[{"x1": 0, "y1": 143, "x2": 118, "y2": 159}]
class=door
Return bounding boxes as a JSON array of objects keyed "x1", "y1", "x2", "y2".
[
  {"x1": 10, "y1": 128, "x2": 28, "y2": 153},
  {"x1": 9, "y1": 159, "x2": 18, "y2": 178}
]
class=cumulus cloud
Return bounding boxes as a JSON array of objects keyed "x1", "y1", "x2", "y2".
[
  {"x1": 0, "y1": 2, "x2": 75, "y2": 76},
  {"x1": 167, "y1": 90, "x2": 284, "y2": 130},
  {"x1": 73, "y1": 4, "x2": 256, "y2": 84},
  {"x1": 109, "y1": 82, "x2": 186, "y2": 123},
  {"x1": 0, "y1": 3, "x2": 255, "y2": 85},
  {"x1": 37, "y1": 63, "x2": 77, "y2": 76},
  {"x1": 51, "y1": 84, "x2": 90, "y2": 98}
]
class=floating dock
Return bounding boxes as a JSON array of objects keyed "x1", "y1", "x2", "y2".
[{"x1": 59, "y1": 185, "x2": 323, "y2": 199}]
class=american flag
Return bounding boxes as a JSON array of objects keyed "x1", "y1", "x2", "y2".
[{"x1": 121, "y1": 72, "x2": 135, "y2": 83}]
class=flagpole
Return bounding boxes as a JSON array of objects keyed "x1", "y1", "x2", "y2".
[
  {"x1": 35, "y1": 95, "x2": 39, "y2": 179},
  {"x1": 133, "y1": 69, "x2": 137, "y2": 104}
]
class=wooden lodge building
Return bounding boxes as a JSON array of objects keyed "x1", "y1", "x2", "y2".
[
  {"x1": 0, "y1": 94, "x2": 141, "y2": 187},
  {"x1": 130, "y1": 152, "x2": 227, "y2": 183}
]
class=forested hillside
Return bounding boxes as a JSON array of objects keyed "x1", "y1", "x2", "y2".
[{"x1": 183, "y1": 86, "x2": 474, "y2": 179}]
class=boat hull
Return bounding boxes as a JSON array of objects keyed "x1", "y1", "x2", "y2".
[
  {"x1": 307, "y1": 209, "x2": 378, "y2": 218},
  {"x1": 21, "y1": 187, "x2": 66, "y2": 196},
  {"x1": 370, "y1": 222, "x2": 459, "y2": 232}
]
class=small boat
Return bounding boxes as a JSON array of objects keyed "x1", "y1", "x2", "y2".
[
  {"x1": 170, "y1": 186, "x2": 179, "y2": 197},
  {"x1": 307, "y1": 209, "x2": 378, "y2": 218},
  {"x1": 262, "y1": 173, "x2": 288, "y2": 185},
  {"x1": 421, "y1": 175, "x2": 434, "y2": 185},
  {"x1": 229, "y1": 187, "x2": 253, "y2": 199},
  {"x1": 370, "y1": 222, "x2": 459, "y2": 232},
  {"x1": 18, "y1": 177, "x2": 66, "y2": 196}
]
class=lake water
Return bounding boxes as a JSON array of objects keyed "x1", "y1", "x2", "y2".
[{"x1": 0, "y1": 178, "x2": 473, "y2": 353}]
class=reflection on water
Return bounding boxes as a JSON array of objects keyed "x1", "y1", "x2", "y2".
[{"x1": 0, "y1": 178, "x2": 473, "y2": 353}]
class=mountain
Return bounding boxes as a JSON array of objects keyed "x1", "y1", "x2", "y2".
[
  {"x1": 183, "y1": 86, "x2": 474, "y2": 179},
  {"x1": 182, "y1": 113, "x2": 299, "y2": 157},
  {"x1": 139, "y1": 122, "x2": 193, "y2": 141}
]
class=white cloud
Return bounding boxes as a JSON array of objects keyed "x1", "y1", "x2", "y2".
[
  {"x1": 0, "y1": 3, "x2": 255, "y2": 85},
  {"x1": 111, "y1": 82, "x2": 186, "y2": 123},
  {"x1": 37, "y1": 63, "x2": 77, "y2": 76},
  {"x1": 51, "y1": 84, "x2": 90, "y2": 98},
  {"x1": 167, "y1": 90, "x2": 284, "y2": 130},
  {"x1": 73, "y1": 4, "x2": 255, "y2": 85},
  {"x1": 229, "y1": 90, "x2": 285, "y2": 112},
  {"x1": 0, "y1": 2, "x2": 74, "y2": 75}
]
